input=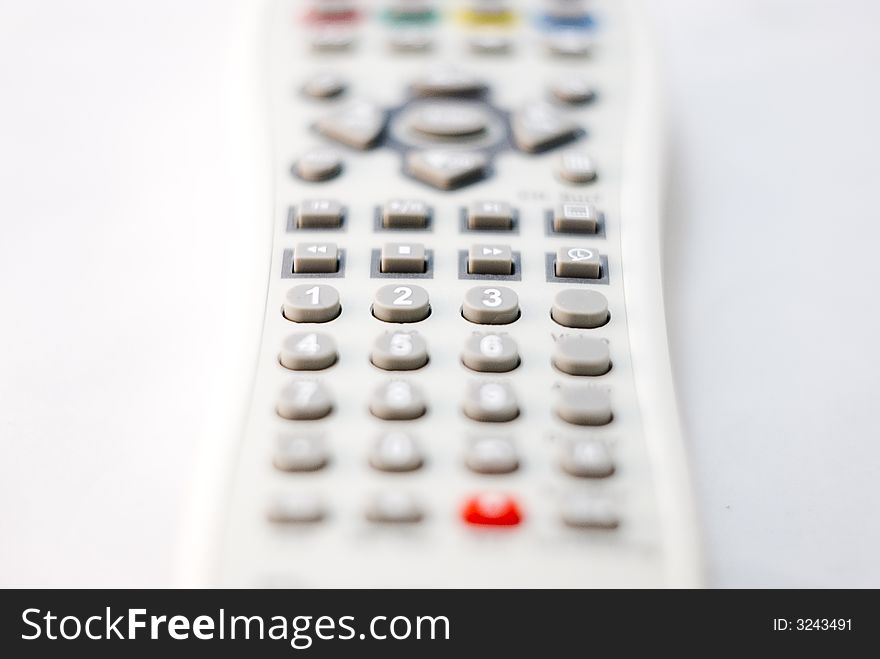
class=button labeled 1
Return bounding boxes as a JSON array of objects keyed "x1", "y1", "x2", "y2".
[{"x1": 283, "y1": 284, "x2": 341, "y2": 323}]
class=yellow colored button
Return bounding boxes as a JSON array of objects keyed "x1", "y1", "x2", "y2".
[{"x1": 456, "y1": 9, "x2": 517, "y2": 27}]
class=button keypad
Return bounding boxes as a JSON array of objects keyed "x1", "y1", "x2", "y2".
[{"x1": 258, "y1": 5, "x2": 638, "y2": 544}]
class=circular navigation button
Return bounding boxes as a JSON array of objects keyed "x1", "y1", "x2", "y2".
[{"x1": 410, "y1": 102, "x2": 489, "y2": 138}]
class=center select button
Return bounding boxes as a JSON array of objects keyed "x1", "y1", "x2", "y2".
[
  {"x1": 391, "y1": 100, "x2": 504, "y2": 150},
  {"x1": 410, "y1": 102, "x2": 489, "y2": 138}
]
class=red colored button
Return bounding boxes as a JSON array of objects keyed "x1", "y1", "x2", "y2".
[
  {"x1": 462, "y1": 493, "x2": 522, "y2": 526},
  {"x1": 304, "y1": 8, "x2": 362, "y2": 24}
]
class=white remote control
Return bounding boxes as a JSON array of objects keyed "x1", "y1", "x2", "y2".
[{"x1": 185, "y1": 0, "x2": 701, "y2": 588}]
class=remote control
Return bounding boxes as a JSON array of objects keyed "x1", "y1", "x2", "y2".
[{"x1": 184, "y1": 0, "x2": 702, "y2": 587}]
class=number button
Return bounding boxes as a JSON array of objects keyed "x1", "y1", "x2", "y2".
[
  {"x1": 280, "y1": 332, "x2": 338, "y2": 370},
  {"x1": 461, "y1": 332, "x2": 519, "y2": 372},
  {"x1": 463, "y1": 381, "x2": 519, "y2": 422},
  {"x1": 369, "y1": 380, "x2": 427, "y2": 420},
  {"x1": 277, "y1": 380, "x2": 333, "y2": 420},
  {"x1": 462, "y1": 285, "x2": 519, "y2": 324},
  {"x1": 273, "y1": 435, "x2": 329, "y2": 472},
  {"x1": 373, "y1": 283, "x2": 431, "y2": 323},
  {"x1": 370, "y1": 432, "x2": 423, "y2": 472},
  {"x1": 371, "y1": 331, "x2": 429, "y2": 370},
  {"x1": 466, "y1": 438, "x2": 519, "y2": 474},
  {"x1": 282, "y1": 284, "x2": 341, "y2": 323}
]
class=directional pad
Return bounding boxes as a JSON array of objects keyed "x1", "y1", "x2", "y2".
[
  {"x1": 405, "y1": 150, "x2": 488, "y2": 190},
  {"x1": 317, "y1": 101, "x2": 386, "y2": 150},
  {"x1": 306, "y1": 75, "x2": 585, "y2": 190}
]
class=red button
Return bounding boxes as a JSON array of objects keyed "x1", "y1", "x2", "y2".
[
  {"x1": 462, "y1": 493, "x2": 522, "y2": 526},
  {"x1": 304, "y1": 8, "x2": 362, "y2": 24}
]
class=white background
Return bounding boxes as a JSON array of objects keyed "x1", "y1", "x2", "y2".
[{"x1": 1, "y1": 0, "x2": 878, "y2": 587}]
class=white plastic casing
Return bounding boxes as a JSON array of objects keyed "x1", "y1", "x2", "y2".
[{"x1": 179, "y1": 0, "x2": 702, "y2": 588}]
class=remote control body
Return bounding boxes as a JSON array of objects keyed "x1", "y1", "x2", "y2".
[{"x1": 183, "y1": 0, "x2": 701, "y2": 588}]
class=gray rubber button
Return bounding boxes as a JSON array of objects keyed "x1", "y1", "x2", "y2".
[
  {"x1": 371, "y1": 331, "x2": 428, "y2": 370},
  {"x1": 555, "y1": 246, "x2": 601, "y2": 279},
  {"x1": 557, "y1": 151, "x2": 597, "y2": 184},
  {"x1": 383, "y1": 199, "x2": 430, "y2": 228},
  {"x1": 411, "y1": 102, "x2": 488, "y2": 138},
  {"x1": 468, "y1": 244, "x2": 512, "y2": 275},
  {"x1": 365, "y1": 492, "x2": 424, "y2": 523},
  {"x1": 511, "y1": 102, "x2": 579, "y2": 153},
  {"x1": 310, "y1": 27, "x2": 355, "y2": 52},
  {"x1": 274, "y1": 435, "x2": 329, "y2": 472},
  {"x1": 561, "y1": 439, "x2": 615, "y2": 478},
  {"x1": 303, "y1": 71, "x2": 346, "y2": 99},
  {"x1": 317, "y1": 101, "x2": 385, "y2": 150},
  {"x1": 561, "y1": 494, "x2": 620, "y2": 529},
  {"x1": 553, "y1": 335, "x2": 611, "y2": 376},
  {"x1": 468, "y1": 200, "x2": 514, "y2": 229},
  {"x1": 468, "y1": 34, "x2": 512, "y2": 54},
  {"x1": 546, "y1": 31, "x2": 592, "y2": 57},
  {"x1": 277, "y1": 380, "x2": 334, "y2": 420},
  {"x1": 554, "y1": 202, "x2": 598, "y2": 233},
  {"x1": 267, "y1": 493, "x2": 325, "y2": 524},
  {"x1": 461, "y1": 332, "x2": 519, "y2": 372},
  {"x1": 406, "y1": 149, "x2": 488, "y2": 190},
  {"x1": 280, "y1": 332, "x2": 338, "y2": 371},
  {"x1": 549, "y1": 77, "x2": 596, "y2": 105},
  {"x1": 389, "y1": 30, "x2": 433, "y2": 52},
  {"x1": 551, "y1": 289, "x2": 609, "y2": 329},
  {"x1": 381, "y1": 242, "x2": 426, "y2": 273},
  {"x1": 466, "y1": 437, "x2": 519, "y2": 474},
  {"x1": 294, "y1": 149, "x2": 343, "y2": 182},
  {"x1": 297, "y1": 199, "x2": 344, "y2": 228},
  {"x1": 463, "y1": 381, "x2": 519, "y2": 422},
  {"x1": 294, "y1": 242, "x2": 339, "y2": 273},
  {"x1": 370, "y1": 431, "x2": 423, "y2": 472},
  {"x1": 283, "y1": 284, "x2": 341, "y2": 323},
  {"x1": 369, "y1": 380, "x2": 427, "y2": 420},
  {"x1": 411, "y1": 68, "x2": 488, "y2": 97},
  {"x1": 462, "y1": 285, "x2": 519, "y2": 324},
  {"x1": 555, "y1": 385, "x2": 612, "y2": 426},
  {"x1": 373, "y1": 284, "x2": 431, "y2": 323}
]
